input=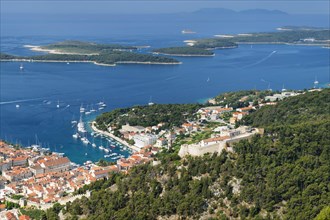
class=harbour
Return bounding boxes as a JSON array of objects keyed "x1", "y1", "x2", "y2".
[{"x1": 1, "y1": 41, "x2": 329, "y2": 165}]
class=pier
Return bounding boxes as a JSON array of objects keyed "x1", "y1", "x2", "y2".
[{"x1": 90, "y1": 121, "x2": 140, "y2": 152}]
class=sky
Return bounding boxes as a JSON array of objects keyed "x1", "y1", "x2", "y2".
[{"x1": 1, "y1": 0, "x2": 330, "y2": 15}]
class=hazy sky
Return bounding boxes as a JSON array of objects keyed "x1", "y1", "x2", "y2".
[{"x1": 1, "y1": 0, "x2": 329, "y2": 14}]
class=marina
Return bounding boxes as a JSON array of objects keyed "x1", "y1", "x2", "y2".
[{"x1": 1, "y1": 42, "x2": 329, "y2": 164}]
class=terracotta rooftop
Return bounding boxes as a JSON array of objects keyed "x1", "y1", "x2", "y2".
[{"x1": 43, "y1": 157, "x2": 70, "y2": 167}]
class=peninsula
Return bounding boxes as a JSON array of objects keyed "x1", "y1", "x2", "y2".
[
  {"x1": 0, "y1": 41, "x2": 181, "y2": 66},
  {"x1": 153, "y1": 47, "x2": 215, "y2": 56},
  {"x1": 195, "y1": 27, "x2": 330, "y2": 48},
  {"x1": 153, "y1": 27, "x2": 330, "y2": 56}
]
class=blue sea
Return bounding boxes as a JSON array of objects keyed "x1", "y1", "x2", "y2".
[{"x1": 1, "y1": 12, "x2": 329, "y2": 164}]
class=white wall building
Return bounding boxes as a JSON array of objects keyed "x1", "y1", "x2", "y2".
[{"x1": 133, "y1": 134, "x2": 158, "y2": 149}]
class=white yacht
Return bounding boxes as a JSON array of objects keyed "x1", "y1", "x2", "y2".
[
  {"x1": 80, "y1": 104, "x2": 85, "y2": 113},
  {"x1": 148, "y1": 96, "x2": 154, "y2": 106},
  {"x1": 99, "y1": 146, "x2": 105, "y2": 150},
  {"x1": 77, "y1": 117, "x2": 87, "y2": 133},
  {"x1": 81, "y1": 137, "x2": 90, "y2": 145},
  {"x1": 104, "y1": 148, "x2": 110, "y2": 153},
  {"x1": 181, "y1": 29, "x2": 196, "y2": 34},
  {"x1": 72, "y1": 133, "x2": 79, "y2": 139}
]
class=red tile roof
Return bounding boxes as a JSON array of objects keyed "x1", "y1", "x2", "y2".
[{"x1": 43, "y1": 157, "x2": 70, "y2": 167}]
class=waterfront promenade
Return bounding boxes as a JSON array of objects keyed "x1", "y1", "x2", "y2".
[{"x1": 90, "y1": 121, "x2": 140, "y2": 152}]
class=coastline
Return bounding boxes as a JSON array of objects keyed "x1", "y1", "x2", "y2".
[
  {"x1": 0, "y1": 59, "x2": 181, "y2": 66},
  {"x1": 90, "y1": 121, "x2": 141, "y2": 152},
  {"x1": 116, "y1": 61, "x2": 182, "y2": 65},
  {"x1": 236, "y1": 42, "x2": 329, "y2": 47},
  {"x1": 0, "y1": 59, "x2": 116, "y2": 66},
  {"x1": 24, "y1": 45, "x2": 99, "y2": 55},
  {"x1": 153, "y1": 52, "x2": 215, "y2": 57}
]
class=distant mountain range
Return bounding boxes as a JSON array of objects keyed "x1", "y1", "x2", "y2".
[{"x1": 193, "y1": 8, "x2": 288, "y2": 16}]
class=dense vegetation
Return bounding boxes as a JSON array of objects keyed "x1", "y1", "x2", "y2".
[
  {"x1": 95, "y1": 103, "x2": 203, "y2": 131},
  {"x1": 0, "y1": 53, "x2": 18, "y2": 59},
  {"x1": 0, "y1": 41, "x2": 180, "y2": 65},
  {"x1": 153, "y1": 29, "x2": 329, "y2": 58},
  {"x1": 194, "y1": 29, "x2": 330, "y2": 49},
  {"x1": 0, "y1": 51, "x2": 179, "y2": 65},
  {"x1": 243, "y1": 89, "x2": 329, "y2": 127},
  {"x1": 192, "y1": 39, "x2": 238, "y2": 49},
  {"x1": 42, "y1": 40, "x2": 137, "y2": 54},
  {"x1": 19, "y1": 89, "x2": 330, "y2": 219},
  {"x1": 214, "y1": 90, "x2": 274, "y2": 109},
  {"x1": 153, "y1": 47, "x2": 214, "y2": 56}
]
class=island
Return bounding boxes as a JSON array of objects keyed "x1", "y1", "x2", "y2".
[
  {"x1": 0, "y1": 41, "x2": 181, "y2": 66},
  {"x1": 151, "y1": 27, "x2": 329, "y2": 57},
  {"x1": 197, "y1": 27, "x2": 330, "y2": 47},
  {"x1": 153, "y1": 47, "x2": 215, "y2": 56}
]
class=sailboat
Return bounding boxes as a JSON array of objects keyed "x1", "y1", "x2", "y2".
[
  {"x1": 20, "y1": 63, "x2": 24, "y2": 70},
  {"x1": 31, "y1": 134, "x2": 41, "y2": 149},
  {"x1": 81, "y1": 134, "x2": 90, "y2": 145},
  {"x1": 77, "y1": 115, "x2": 87, "y2": 133},
  {"x1": 99, "y1": 138, "x2": 105, "y2": 150},
  {"x1": 90, "y1": 104, "x2": 96, "y2": 113},
  {"x1": 56, "y1": 100, "x2": 60, "y2": 108},
  {"x1": 206, "y1": 77, "x2": 210, "y2": 82},
  {"x1": 71, "y1": 114, "x2": 78, "y2": 125},
  {"x1": 148, "y1": 96, "x2": 154, "y2": 106},
  {"x1": 72, "y1": 132, "x2": 79, "y2": 139},
  {"x1": 91, "y1": 136, "x2": 96, "y2": 147},
  {"x1": 85, "y1": 105, "x2": 91, "y2": 115},
  {"x1": 80, "y1": 104, "x2": 85, "y2": 113},
  {"x1": 314, "y1": 76, "x2": 319, "y2": 88}
]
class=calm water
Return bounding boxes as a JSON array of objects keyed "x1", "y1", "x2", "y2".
[{"x1": 1, "y1": 13, "x2": 329, "y2": 164}]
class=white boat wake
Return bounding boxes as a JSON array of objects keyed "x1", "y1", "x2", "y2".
[
  {"x1": 242, "y1": 50, "x2": 277, "y2": 69},
  {"x1": 165, "y1": 76, "x2": 180, "y2": 81},
  {"x1": 0, "y1": 97, "x2": 47, "y2": 105}
]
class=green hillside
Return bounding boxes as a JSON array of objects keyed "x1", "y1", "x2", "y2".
[{"x1": 25, "y1": 89, "x2": 330, "y2": 220}]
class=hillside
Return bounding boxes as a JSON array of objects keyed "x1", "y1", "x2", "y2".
[
  {"x1": 22, "y1": 89, "x2": 330, "y2": 219},
  {"x1": 95, "y1": 103, "x2": 203, "y2": 131}
]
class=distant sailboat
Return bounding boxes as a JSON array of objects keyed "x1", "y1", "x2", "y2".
[
  {"x1": 16, "y1": 104, "x2": 20, "y2": 108},
  {"x1": 206, "y1": 77, "x2": 210, "y2": 82},
  {"x1": 90, "y1": 104, "x2": 96, "y2": 113},
  {"x1": 56, "y1": 100, "x2": 60, "y2": 108},
  {"x1": 20, "y1": 63, "x2": 24, "y2": 70},
  {"x1": 85, "y1": 105, "x2": 91, "y2": 115},
  {"x1": 72, "y1": 132, "x2": 79, "y2": 139},
  {"x1": 267, "y1": 83, "x2": 272, "y2": 91},
  {"x1": 80, "y1": 104, "x2": 85, "y2": 113},
  {"x1": 314, "y1": 76, "x2": 319, "y2": 88},
  {"x1": 148, "y1": 96, "x2": 154, "y2": 106}
]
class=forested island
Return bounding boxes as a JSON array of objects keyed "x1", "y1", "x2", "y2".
[
  {"x1": 0, "y1": 41, "x2": 181, "y2": 66},
  {"x1": 194, "y1": 28, "x2": 330, "y2": 48},
  {"x1": 153, "y1": 47, "x2": 215, "y2": 56},
  {"x1": 153, "y1": 27, "x2": 330, "y2": 56},
  {"x1": 24, "y1": 88, "x2": 329, "y2": 220}
]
